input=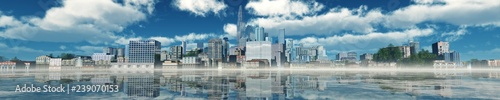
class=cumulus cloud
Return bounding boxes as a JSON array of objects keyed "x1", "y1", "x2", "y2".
[
  {"x1": 384, "y1": 0, "x2": 500, "y2": 28},
  {"x1": 296, "y1": 28, "x2": 434, "y2": 52},
  {"x1": 172, "y1": 0, "x2": 227, "y2": 17},
  {"x1": 0, "y1": 0, "x2": 156, "y2": 44},
  {"x1": 223, "y1": 23, "x2": 237, "y2": 37},
  {"x1": 174, "y1": 33, "x2": 217, "y2": 41},
  {"x1": 245, "y1": 0, "x2": 324, "y2": 17},
  {"x1": 247, "y1": 6, "x2": 383, "y2": 35},
  {"x1": 441, "y1": 27, "x2": 468, "y2": 42}
]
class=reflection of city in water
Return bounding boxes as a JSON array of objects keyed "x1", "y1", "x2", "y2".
[{"x1": 1, "y1": 66, "x2": 500, "y2": 99}]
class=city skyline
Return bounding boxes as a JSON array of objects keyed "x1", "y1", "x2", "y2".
[{"x1": 0, "y1": 0, "x2": 499, "y2": 61}]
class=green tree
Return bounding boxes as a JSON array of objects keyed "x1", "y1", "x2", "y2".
[
  {"x1": 60, "y1": 53, "x2": 76, "y2": 60},
  {"x1": 373, "y1": 44, "x2": 402, "y2": 62},
  {"x1": 10, "y1": 57, "x2": 20, "y2": 62}
]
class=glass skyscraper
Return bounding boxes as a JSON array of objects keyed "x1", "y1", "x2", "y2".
[{"x1": 128, "y1": 40, "x2": 161, "y2": 63}]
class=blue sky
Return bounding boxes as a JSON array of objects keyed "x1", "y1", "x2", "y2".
[{"x1": 0, "y1": 0, "x2": 499, "y2": 61}]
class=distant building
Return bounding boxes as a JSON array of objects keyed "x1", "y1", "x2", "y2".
[
  {"x1": 347, "y1": 52, "x2": 357, "y2": 60},
  {"x1": 336, "y1": 52, "x2": 348, "y2": 61},
  {"x1": 398, "y1": 46, "x2": 411, "y2": 58},
  {"x1": 254, "y1": 27, "x2": 265, "y2": 41},
  {"x1": 272, "y1": 43, "x2": 286, "y2": 67},
  {"x1": 285, "y1": 39, "x2": 294, "y2": 62},
  {"x1": 182, "y1": 41, "x2": 187, "y2": 54},
  {"x1": 488, "y1": 60, "x2": 500, "y2": 67},
  {"x1": 360, "y1": 53, "x2": 373, "y2": 61},
  {"x1": 432, "y1": 41, "x2": 449, "y2": 56},
  {"x1": 443, "y1": 51, "x2": 461, "y2": 66},
  {"x1": 208, "y1": 38, "x2": 224, "y2": 67},
  {"x1": 49, "y1": 58, "x2": 62, "y2": 66},
  {"x1": 278, "y1": 29, "x2": 285, "y2": 44},
  {"x1": 36, "y1": 55, "x2": 51, "y2": 65},
  {"x1": 181, "y1": 57, "x2": 201, "y2": 69},
  {"x1": 128, "y1": 40, "x2": 161, "y2": 63},
  {"x1": 409, "y1": 41, "x2": 420, "y2": 55},
  {"x1": 246, "y1": 41, "x2": 272, "y2": 65},
  {"x1": 170, "y1": 46, "x2": 183, "y2": 61},
  {"x1": 197, "y1": 42, "x2": 204, "y2": 49}
]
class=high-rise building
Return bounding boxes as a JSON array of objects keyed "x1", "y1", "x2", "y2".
[
  {"x1": 103, "y1": 47, "x2": 116, "y2": 55},
  {"x1": 409, "y1": 41, "x2": 420, "y2": 55},
  {"x1": 117, "y1": 48, "x2": 125, "y2": 57},
  {"x1": 444, "y1": 51, "x2": 461, "y2": 66},
  {"x1": 432, "y1": 41, "x2": 449, "y2": 56},
  {"x1": 246, "y1": 41, "x2": 272, "y2": 65},
  {"x1": 223, "y1": 37, "x2": 229, "y2": 62},
  {"x1": 278, "y1": 29, "x2": 285, "y2": 44},
  {"x1": 272, "y1": 43, "x2": 286, "y2": 67},
  {"x1": 128, "y1": 40, "x2": 161, "y2": 63},
  {"x1": 254, "y1": 27, "x2": 265, "y2": 41},
  {"x1": 208, "y1": 38, "x2": 224, "y2": 63},
  {"x1": 170, "y1": 46, "x2": 183, "y2": 61},
  {"x1": 399, "y1": 46, "x2": 411, "y2": 58},
  {"x1": 237, "y1": 5, "x2": 244, "y2": 47},
  {"x1": 285, "y1": 39, "x2": 294, "y2": 62},
  {"x1": 182, "y1": 41, "x2": 187, "y2": 54}
]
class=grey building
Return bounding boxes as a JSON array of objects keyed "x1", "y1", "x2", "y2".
[
  {"x1": 278, "y1": 29, "x2": 285, "y2": 44},
  {"x1": 432, "y1": 41, "x2": 449, "y2": 56},
  {"x1": 208, "y1": 38, "x2": 224, "y2": 66},
  {"x1": 272, "y1": 43, "x2": 286, "y2": 67},
  {"x1": 360, "y1": 53, "x2": 373, "y2": 61},
  {"x1": 246, "y1": 41, "x2": 272, "y2": 65},
  {"x1": 170, "y1": 46, "x2": 183, "y2": 61},
  {"x1": 444, "y1": 51, "x2": 461, "y2": 66},
  {"x1": 128, "y1": 40, "x2": 161, "y2": 63},
  {"x1": 409, "y1": 41, "x2": 420, "y2": 55}
]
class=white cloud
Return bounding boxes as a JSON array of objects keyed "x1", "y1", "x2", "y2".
[
  {"x1": 0, "y1": 0, "x2": 156, "y2": 44},
  {"x1": 0, "y1": 15, "x2": 22, "y2": 27},
  {"x1": 296, "y1": 28, "x2": 434, "y2": 52},
  {"x1": 149, "y1": 36, "x2": 176, "y2": 46},
  {"x1": 174, "y1": 33, "x2": 217, "y2": 41},
  {"x1": 173, "y1": 0, "x2": 227, "y2": 17},
  {"x1": 441, "y1": 27, "x2": 468, "y2": 42},
  {"x1": 223, "y1": 23, "x2": 237, "y2": 37},
  {"x1": 245, "y1": 0, "x2": 324, "y2": 17},
  {"x1": 248, "y1": 6, "x2": 384, "y2": 35},
  {"x1": 384, "y1": 0, "x2": 500, "y2": 28}
]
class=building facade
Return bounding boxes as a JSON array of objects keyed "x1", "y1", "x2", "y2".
[
  {"x1": 128, "y1": 40, "x2": 161, "y2": 63},
  {"x1": 432, "y1": 41, "x2": 449, "y2": 56},
  {"x1": 246, "y1": 41, "x2": 272, "y2": 65}
]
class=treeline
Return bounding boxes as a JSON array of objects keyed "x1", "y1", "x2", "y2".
[{"x1": 373, "y1": 44, "x2": 436, "y2": 66}]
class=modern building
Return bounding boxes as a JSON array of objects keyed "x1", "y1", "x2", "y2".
[
  {"x1": 488, "y1": 60, "x2": 500, "y2": 67},
  {"x1": 409, "y1": 41, "x2": 420, "y2": 55},
  {"x1": 92, "y1": 53, "x2": 114, "y2": 61},
  {"x1": 223, "y1": 37, "x2": 230, "y2": 62},
  {"x1": 49, "y1": 58, "x2": 62, "y2": 66},
  {"x1": 254, "y1": 27, "x2": 265, "y2": 41},
  {"x1": 36, "y1": 55, "x2": 51, "y2": 65},
  {"x1": 443, "y1": 51, "x2": 461, "y2": 66},
  {"x1": 360, "y1": 53, "x2": 373, "y2": 61},
  {"x1": 170, "y1": 46, "x2": 183, "y2": 61},
  {"x1": 336, "y1": 52, "x2": 348, "y2": 61},
  {"x1": 432, "y1": 41, "x2": 449, "y2": 56},
  {"x1": 272, "y1": 43, "x2": 286, "y2": 67},
  {"x1": 208, "y1": 38, "x2": 224, "y2": 67},
  {"x1": 278, "y1": 29, "x2": 285, "y2": 44},
  {"x1": 398, "y1": 46, "x2": 411, "y2": 58},
  {"x1": 128, "y1": 40, "x2": 161, "y2": 63},
  {"x1": 246, "y1": 41, "x2": 272, "y2": 65},
  {"x1": 182, "y1": 41, "x2": 187, "y2": 54},
  {"x1": 285, "y1": 39, "x2": 294, "y2": 62}
]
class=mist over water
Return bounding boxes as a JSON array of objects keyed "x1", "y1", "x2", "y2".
[{"x1": 1, "y1": 66, "x2": 500, "y2": 99}]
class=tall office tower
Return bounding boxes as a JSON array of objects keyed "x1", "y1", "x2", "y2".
[
  {"x1": 170, "y1": 46, "x2": 183, "y2": 61},
  {"x1": 116, "y1": 48, "x2": 125, "y2": 57},
  {"x1": 278, "y1": 29, "x2": 285, "y2": 44},
  {"x1": 285, "y1": 39, "x2": 294, "y2": 62},
  {"x1": 237, "y1": 5, "x2": 244, "y2": 47},
  {"x1": 432, "y1": 41, "x2": 449, "y2": 56},
  {"x1": 182, "y1": 41, "x2": 187, "y2": 54},
  {"x1": 254, "y1": 27, "x2": 265, "y2": 41},
  {"x1": 128, "y1": 40, "x2": 161, "y2": 63},
  {"x1": 246, "y1": 26, "x2": 255, "y2": 41},
  {"x1": 208, "y1": 38, "x2": 224, "y2": 62},
  {"x1": 103, "y1": 47, "x2": 116, "y2": 55},
  {"x1": 197, "y1": 42, "x2": 204, "y2": 49},
  {"x1": 409, "y1": 41, "x2": 420, "y2": 55},
  {"x1": 272, "y1": 43, "x2": 285, "y2": 67},
  {"x1": 223, "y1": 37, "x2": 229, "y2": 61}
]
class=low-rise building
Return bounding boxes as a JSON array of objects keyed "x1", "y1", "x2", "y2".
[
  {"x1": 36, "y1": 55, "x2": 51, "y2": 65},
  {"x1": 488, "y1": 59, "x2": 500, "y2": 67},
  {"x1": 49, "y1": 58, "x2": 62, "y2": 66}
]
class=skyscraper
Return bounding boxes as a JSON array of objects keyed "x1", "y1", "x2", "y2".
[
  {"x1": 170, "y1": 46, "x2": 183, "y2": 61},
  {"x1": 208, "y1": 38, "x2": 224, "y2": 65},
  {"x1": 128, "y1": 40, "x2": 161, "y2": 63},
  {"x1": 237, "y1": 5, "x2": 244, "y2": 47},
  {"x1": 278, "y1": 29, "x2": 285, "y2": 44},
  {"x1": 255, "y1": 27, "x2": 265, "y2": 41},
  {"x1": 182, "y1": 41, "x2": 187, "y2": 54},
  {"x1": 432, "y1": 41, "x2": 449, "y2": 56},
  {"x1": 409, "y1": 41, "x2": 420, "y2": 55}
]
